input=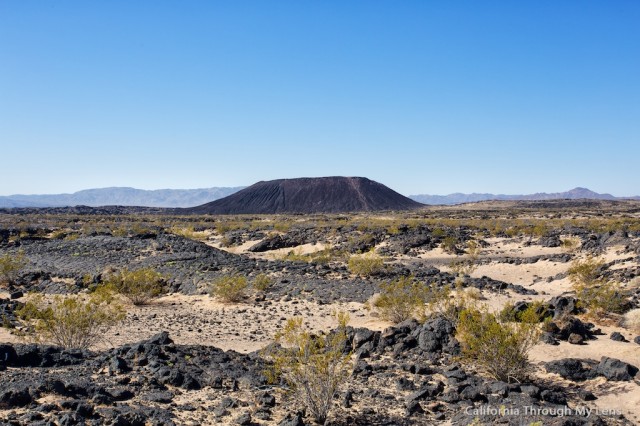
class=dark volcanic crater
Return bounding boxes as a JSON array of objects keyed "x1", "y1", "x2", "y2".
[{"x1": 185, "y1": 177, "x2": 424, "y2": 214}]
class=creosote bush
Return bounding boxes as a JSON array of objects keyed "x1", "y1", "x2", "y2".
[
  {"x1": 623, "y1": 309, "x2": 640, "y2": 334},
  {"x1": 210, "y1": 274, "x2": 249, "y2": 303},
  {"x1": 105, "y1": 267, "x2": 165, "y2": 305},
  {"x1": 568, "y1": 256, "x2": 629, "y2": 317},
  {"x1": 347, "y1": 250, "x2": 384, "y2": 277},
  {"x1": 456, "y1": 306, "x2": 541, "y2": 383},
  {"x1": 0, "y1": 251, "x2": 27, "y2": 287},
  {"x1": 266, "y1": 312, "x2": 352, "y2": 424},
  {"x1": 441, "y1": 235, "x2": 460, "y2": 254},
  {"x1": 16, "y1": 286, "x2": 125, "y2": 349},
  {"x1": 372, "y1": 276, "x2": 431, "y2": 323},
  {"x1": 252, "y1": 273, "x2": 273, "y2": 292}
]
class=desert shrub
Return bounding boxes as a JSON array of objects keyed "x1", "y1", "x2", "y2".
[
  {"x1": 560, "y1": 236, "x2": 581, "y2": 252},
  {"x1": 372, "y1": 276, "x2": 431, "y2": 323},
  {"x1": 568, "y1": 257, "x2": 628, "y2": 317},
  {"x1": 498, "y1": 301, "x2": 550, "y2": 323},
  {"x1": 431, "y1": 227, "x2": 446, "y2": 238},
  {"x1": 441, "y1": 236, "x2": 459, "y2": 254},
  {"x1": 423, "y1": 282, "x2": 478, "y2": 325},
  {"x1": 266, "y1": 313, "x2": 352, "y2": 424},
  {"x1": 253, "y1": 273, "x2": 273, "y2": 292},
  {"x1": 0, "y1": 251, "x2": 27, "y2": 286},
  {"x1": 105, "y1": 268, "x2": 165, "y2": 305},
  {"x1": 169, "y1": 226, "x2": 208, "y2": 241},
  {"x1": 347, "y1": 251, "x2": 384, "y2": 277},
  {"x1": 16, "y1": 286, "x2": 125, "y2": 349},
  {"x1": 568, "y1": 256, "x2": 605, "y2": 285},
  {"x1": 449, "y1": 240, "x2": 482, "y2": 284},
  {"x1": 210, "y1": 274, "x2": 248, "y2": 303},
  {"x1": 456, "y1": 306, "x2": 541, "y2": 383},
  {"x1": 623, "y1": 309, "x2": 640, "y2": 334},
  {"x1": 284, "y1": 247, "x2": 342, "y2": 265}
]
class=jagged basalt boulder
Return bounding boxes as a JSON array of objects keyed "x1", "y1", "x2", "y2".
[{"x1": 545, "y1": 357, "x2": 638, "y2": 382}]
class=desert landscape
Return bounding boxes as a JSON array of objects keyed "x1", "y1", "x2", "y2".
[{"x1": 1, "y1": 178, "x2": 639, "y2": 425}]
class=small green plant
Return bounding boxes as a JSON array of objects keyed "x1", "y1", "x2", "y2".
[
  {"x1": 372, "y1": 276, "x2": 431, "y2": 323},
  {"x1": 253, "y1": 273, "x2": 273, "y2": 292},
  {"x1": 169, "y1": 226, "x2": 208, "y2": 241},
  {"x1": 105, "y1": 267, "x2": 165, "y2": 305},
  {"x1": 16, "y1": 286, "x2": 125, "y2": 349},
  {"x1": 449, "y1": 240, "x2": 482, "y2": 285},
  {"x1": 456, "y1": 305, "x2": 541, "y2": 383},
  {"x1": 431, "y1": 227, "x2": 446, "y2": 238},
  {"x1": 560, "y1": 236, "x2": 580, "y2": 252},
  {"x1": 568, "y1": 256, "x2": 629, "y2": 317},
  {"x1": 441, "y1": 235, "x2": 459, "y2": 254},
  {"x1": 266, "y1": 312, "x2": 352, "y2": 424},
  {"x1": 347, "y1": 250, "x2": 384, "y2": 277},
  {"x1": 210, "y1": 274, "x2": 249, "y2": 303},
  {"x1": 0, "y1": 251, "x2": 27, "y2": 287},
  {"x1": 422, "y1": 281, "x2": 480, "y2": 324}
]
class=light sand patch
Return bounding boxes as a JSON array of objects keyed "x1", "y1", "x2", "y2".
[
  {"x1": 96, "y1": 294, "x2": 386, "y2": 353},
  {"x1": 205, "y1": 238, "x2": 263, "y2": 254},
  {"x1": 470, "y1": 260, "x2": 570, "y2": 287},
  {"x1": 252, "y1": 243, "x2": 330, "y2": 261}
]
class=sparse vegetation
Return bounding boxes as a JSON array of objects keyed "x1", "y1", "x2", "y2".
[
  {"x1": 0, "y1": 251, "x2": 27, "y2": 287},
  {"x1": 210, "y1": 274, "x2": 249, "y2": 303},
  {"x1": 568, "y1": 256, "x2": 629, "y2": 317},
  {"x1": 105, "y1": 267, "x2": 165, "y2": 305},
  {"x1": 623, "y1": 309, "x2": 640, "y2": 334},
  {"x1": 456, "y1": 305, "x2": 541, "y2": 383},
  {"x1": 266, "y1": 312, "x2": 352, "y2": 424},
  {"x1": 252, "y1": 273, "x2": 273, "y2": 292},
  {"x1": 441, "y1": 235, "x2": 459, "y2": 254},
  {"x1": 347, "y1": 250, "x2": 384, "y2": 277},
  {"x1": 449, "y1": 240, "x2": 482, "y2": 284},
  {"x1": 169, "y1": 225, "x2": 208, "y2": 241},
  {"x1": 372, "y1": 276, "x2": 430, "y2": 323},
  {"x1": 16, "y1": 286, "x2": 125, "y2": 349}
]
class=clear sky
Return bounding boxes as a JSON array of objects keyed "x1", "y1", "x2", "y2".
[{"x1": 1, "y1": 1, "x2": 638, "y2": 196}]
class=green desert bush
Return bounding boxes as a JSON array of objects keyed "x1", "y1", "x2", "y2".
[
  {"x1": 456, "y1": 306, "x2": 541, "y2": 383},
  {"x1": 441, "y1": 235, "x2": 459, "y2": 254},
  {"x1": 347, "y1": 251, "x2": 384, "y2": 277},
  {"x1": 0, "y1": 251, "x2": 27, "y2": 286},
  {"x1": 105, "y1": 267, "x2": 165, "y2": 305},
  {"x1": 568, "y1": 256, "x2": 628, "y2": 317},
  {"x1": 252, "y1": 273, "x2": 273, "y2": 292},
  {"x1": 16, "y1": 286, "x2": 125, "y2": 349},
  {"x1": 372, "y1": 276, "x2": 430, "y2": 323},
  {"x1": 423, "y1": 282, "x2": 479, "y2": 325},
  {"x1": 266, "y1": 313, "x2": 352, "y2": 424},
  {"x1": 210, "y1": 274, "x2": 249, "y2": 303},
  {"x1": 169, "y1": 226, "x2": 208, "y2": 241}
]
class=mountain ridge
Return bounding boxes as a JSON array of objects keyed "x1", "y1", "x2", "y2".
[
  {"x1": 409, "y1": 187, "x2": 640, "y2": 205},
  {"x1": 0, "y1": 186, "x2": 245, "y2": 208},
  {"x1": 1, "y1": 185, "x2": 637, "y2": 209}
]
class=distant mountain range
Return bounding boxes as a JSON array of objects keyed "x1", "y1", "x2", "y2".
[
  {"x1": 1, "y1": 185, "x2": 638, "y2": 209},
  {"x1": 0, "y1": 187, "x2": 245, "y2": 208},
  {"x1": 409, "y1": 187, "x2": 640, "y2": 205}
]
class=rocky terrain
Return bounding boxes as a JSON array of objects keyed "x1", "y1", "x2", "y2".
[{"x1": 1, "y1": 202, "x2": 639, "y2": 425}]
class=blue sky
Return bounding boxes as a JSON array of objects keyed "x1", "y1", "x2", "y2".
[{"x1": 1, "y1": 1, "x2": 638, "y2": 196}]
